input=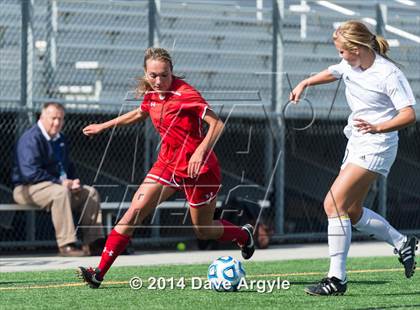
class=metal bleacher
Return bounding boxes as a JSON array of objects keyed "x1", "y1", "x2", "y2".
[
  {"x1": 9, "y1": 0, "x2": 271, "y2": 113},
  {"x1": 281, "y1": 0, "x2": 420, "y2": 118},
  {"x1": 1, "y1": 1, "x2": 419, "y2": 109}
]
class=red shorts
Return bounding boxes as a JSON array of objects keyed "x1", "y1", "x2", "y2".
[{"x1": 146, "y1": 161, "x2": 221, "y2": 208}]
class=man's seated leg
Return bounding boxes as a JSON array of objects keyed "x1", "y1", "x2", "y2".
[
  {"x1": 72, "y1": 185, "x2": 105, "y2": 256},
  {"x1": 13, "y1": 181, "x2": 85, "y2": 257}
]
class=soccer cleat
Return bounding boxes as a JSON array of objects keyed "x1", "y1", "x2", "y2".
[
  {"x1": 305, "y1": 277, "x2": 347, "y2": 296},
  {"x1": 395, "y1": 235, "x2": 418, "y2": 278},
  {"x1": 77, "y1": 266, "x2": 103, "y2": 289},
  {"x1": 240, "y1": 224, "x2": 255, "y2": 260}
]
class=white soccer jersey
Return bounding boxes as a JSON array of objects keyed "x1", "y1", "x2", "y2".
[{"x1": 328, "y1": 54, "x2": 416, "y2": 145}]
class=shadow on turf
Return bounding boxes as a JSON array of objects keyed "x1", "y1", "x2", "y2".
[
  {"x1": 100, "y1": 285, "x2": 131, "y2": 289},
  {"x1": 0, "y1": 281, "x2": 24, "y2": 285},
  {"x1": 355, "y1": 303, "x2": 420, "y2": 310},
  {"x1": 290, "y1": 280, "x2": 389, "y2": 285},
  {"x1": 377, "y1": 291, "x2": 420, "y2": 297},
  {"x1": 0, "y1": 280, "x2": 61, "y2": 285}
]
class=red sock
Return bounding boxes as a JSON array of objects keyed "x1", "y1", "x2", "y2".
[
  {"x1": 97, "y1": 229, "x2": 131, "y2": 279},
  {"x1": 217, "y1": 219, "x2": 248, "y2": 246}
]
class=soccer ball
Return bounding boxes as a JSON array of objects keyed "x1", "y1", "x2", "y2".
[{"x1": 207, "y1": 256, "x2": 245, "y2": 292}]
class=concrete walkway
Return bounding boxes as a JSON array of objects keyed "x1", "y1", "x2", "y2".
[{"x1": 0, "y1": 241, "x2": 396, "y2": 273}]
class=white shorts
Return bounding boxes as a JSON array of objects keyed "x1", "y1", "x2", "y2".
[{"x1": 340, "y1": 138, "x2": 398, "y2": 177}]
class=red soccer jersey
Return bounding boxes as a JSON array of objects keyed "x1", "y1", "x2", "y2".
[{"x1": 140, "y1": 79, "x2": 219, "y2": 178}]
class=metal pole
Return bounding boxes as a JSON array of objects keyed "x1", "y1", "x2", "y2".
[
  {"x1": 21, "y1": 0, "x2": 29, "y2": 109},
  {"x1": 256, "y1": 0, "x2": 263, "y2": 21},
  {"x1": 376, "y1": 3, "x2": 388, "y2": 218},
  {"x1": 271, "y1": 1, "x2": 278, "y2": 113},
  {"x1": 375, "y1": 3, "x2": 387, "y2": 37},
  {"x1": 21, "y1": 0, "x2": 36, "y2": 243},
  {"x1": 148, "y1": 0, "x2": 160, "y2": 239},
  {"x1": 148, "y1": 0, "x2": 155, "y2": 47},
  {"x1": 300, "y1": 0, "x2": 307, "y2": 39},
  {"x1": 273, "y1": 0, "x2": 285, "y2": 235},
  {"x1": 26, "y1": 0, "x2": 34, "y2": 118},
  {"x1": 144, "y1": 0, "x2": 157, "y2": 173},
  {"x1": 270, "y1": 0, "x2": 278, "y2": 231},
  {"x1": 45, "y1": 0, "x2": 57, "y2": 98},
  {"x1": 378, "y1": 176, "x2": 387, "y2": 218}
]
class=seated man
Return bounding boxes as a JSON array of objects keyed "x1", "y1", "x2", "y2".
[{"x1": 12, "y1": 102, "x2": 104, "y2": 256}]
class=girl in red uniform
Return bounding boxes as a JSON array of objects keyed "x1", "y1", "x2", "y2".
[{"x1": 77, "y1": 47, "x2": 254, "y2": 288}]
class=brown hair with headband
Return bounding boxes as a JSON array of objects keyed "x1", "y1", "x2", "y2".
[{"x1": 135, "y1": 47, "x2": 184, "y2": 97}]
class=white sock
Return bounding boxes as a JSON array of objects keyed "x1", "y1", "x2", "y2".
[
  {"x1": 327, "y1": 217, "x2": 351, "y2": 281},
  {"x1": 353, "y1": 207, "x2": 406, "y2": 250}
]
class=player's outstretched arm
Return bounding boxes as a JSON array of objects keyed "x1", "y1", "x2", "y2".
[
  {"x1": 290, "y1": 69, "x2": 337, "y2": 102},
  {"x1": 82, "y1": 108, "x2": 148, "y2": 136},
  {"x1": 187, "y1": 109, "x2": 224, "y2": 177}
]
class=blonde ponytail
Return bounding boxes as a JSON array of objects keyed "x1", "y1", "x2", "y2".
[
  {"x1": 373, "y1": 35, "x2": 389, "y2": 56},
  {"x1": 333, "y1": 20, "x2": 398, "y2": 65}
]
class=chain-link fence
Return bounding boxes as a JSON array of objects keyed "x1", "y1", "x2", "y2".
[
  {"x1": 277, "y1": 0, "x2": 420, "y2": 240},
  {"x1": 1, "y1": 0, "x2": 419, "y2": 251}
]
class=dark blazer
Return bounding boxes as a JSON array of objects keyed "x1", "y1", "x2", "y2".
[{"x1": 11, "y1": 124, "x2": 76, "y2": 186}]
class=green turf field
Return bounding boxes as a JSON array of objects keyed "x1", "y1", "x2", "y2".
[{"x1": 1, "y1": 256, "x2": 418, "y2": 309}]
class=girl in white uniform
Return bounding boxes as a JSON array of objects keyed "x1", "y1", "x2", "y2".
[{"x1": 290, "y1": 20, "x2": 417, "y2": 296}]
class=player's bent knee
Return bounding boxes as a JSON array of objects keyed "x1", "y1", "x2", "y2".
[
  {"x1": 323, "y1": 196, "x2": 341, "y2": 217},
  {"x1": 323, "y1": 196, "x2": 332, "y2": 214}
]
